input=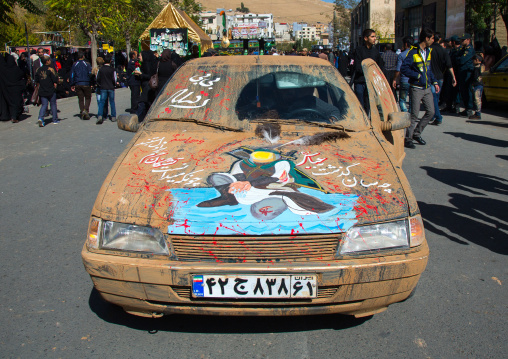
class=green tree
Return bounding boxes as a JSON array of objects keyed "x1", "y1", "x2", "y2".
[
  {"x1": 104, "y1": 0, "x2": 161, "y2": 55},
  {"x1": 45, "y1": 0, "x2": 130, "y2": 68},
  {"x1": 0, "y1": 5, "x2": 41, "y2": 47},
  {"x1": 1, "y1": 0, "x2": 43, "y2": 24},
  {"x1": 334, "y1": 0, "x2": 357, "y2": 47},
  {"x1": 466, "y1": 0, "x2": 508, "y2": 43}
]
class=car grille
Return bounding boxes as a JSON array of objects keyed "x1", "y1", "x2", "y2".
[
  {"x1": 171, "y1": 286, "x2": 339, "y2": 300},
  {"x1": 170, "y1": 234, "x2": 341, "y2": 262}
]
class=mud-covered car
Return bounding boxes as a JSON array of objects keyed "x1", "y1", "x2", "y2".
[{"x1": 82, "y1": 56, "x2": 428, "y2": 318}]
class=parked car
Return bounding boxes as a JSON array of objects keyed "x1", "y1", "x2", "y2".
[
  {"x1": 82, "y1": 56, "x2": 428, "y2": 318},
  {"x1": 482, "y1": 54, "x2": 508, "y2": 104}
]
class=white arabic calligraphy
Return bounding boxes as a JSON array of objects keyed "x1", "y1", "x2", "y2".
[
  {"x1": 189, "y1": 73, "x2": 221, "y2": 88},
  {"x1": 136, "y1": 136, "x2": 167, "y2": 152},
  {"x1": 360, "y1": 179, "x2": 378, "y2": 187},
  {"x1": 161, "y1": 89, "x2": 211, "y2": 109},
  {"x1": 342, "y1": 177, "x2": 357, "y2": 187},
  {"x1": 152, "y1": 165, "x2": 204, "y2": 186},
  {"x1": 312, "y1": 163, "x2": 360, "y2": 177}
]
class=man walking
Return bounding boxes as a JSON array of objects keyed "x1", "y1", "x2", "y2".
[
  {"x1": 381, "y1": 44, "x2": 398, "y2": 99},
  {"x1": 70, "y1": 51, "x2": 92, "y2": 120},
  {"x1": 35, "y1": 56, "x2": 59, "y2": 127},
  {"x1": 32, "y1": 48, "x2": 44, "y2": 73},
  {"x1": 444, "y1": 35, "x2": 462, "y2": 113},
  {"x1": 456, "y1": 33, "x2": 476, "y2": 117},
  {"x1": 95, "y1": 55, "x2": 117, "y2": 125},
  {"x1": 392, "y1": 36, "x2": 413, "y2": 112},
  {"x1": 353, "y1": 29, "x2": 385, "y2": 112},
  {"x1": 400, "y1": 28, "x2": 440, "y2": 149}
]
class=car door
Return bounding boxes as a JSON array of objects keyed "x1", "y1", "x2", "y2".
[
  {"x1": 486, "y1": 56, "x2": 508, "y2": 102},
  {"x1": 361, "y1": 58, "x2": 406, "y2": 166}
]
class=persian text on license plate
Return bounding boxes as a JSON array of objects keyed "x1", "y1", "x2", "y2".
[{"x1": 192, "y1": 274, "x2": 317, "y2": 298}]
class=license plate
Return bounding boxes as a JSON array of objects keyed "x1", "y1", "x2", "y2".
[{"x1": 192, "y1": 274, "x2": 317, "y2": 299}]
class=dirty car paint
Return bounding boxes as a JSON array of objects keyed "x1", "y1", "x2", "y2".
[{"x1": 83, "y1": 57, "x2": 428, "y2": 318}]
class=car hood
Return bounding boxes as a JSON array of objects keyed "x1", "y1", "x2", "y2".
[{"x1": 97, "y1": 127, "x2": 408, "y2": 236}]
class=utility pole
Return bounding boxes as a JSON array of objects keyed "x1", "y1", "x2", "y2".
[{"x1": 333, "y1": 11, "x2": 337, "y2": 49}]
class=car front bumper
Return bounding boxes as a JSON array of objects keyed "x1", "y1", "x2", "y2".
[{"x1": 82, "y1": 242, "x2": 429, "y2": 318}]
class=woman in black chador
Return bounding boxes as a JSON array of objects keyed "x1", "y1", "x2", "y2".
[{"x1": 0, "y1": 53, "x2": 26, "y2": 123}]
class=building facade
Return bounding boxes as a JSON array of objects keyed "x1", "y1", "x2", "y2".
[
  {"x1": 274, "y1": 23, "x2": 291, "y2": 42},
  {"x1": 231, "y1": 13, "x2": 274, "y2": 39},
  {"x1": 350, "y1": 0, "x2": 396, "y2": 50},
  {"x1": 295, "y1": 26, "x2": 318, "y2": 41},
  {"x1": 394, "y1": 0, "x2": 446, "y2": 49},
  {"x1": 199, "y1": 11, "x2": 275, "y2": 40},
  {"x1": 394, "y1": 0, "x2": 507, "y2": 50}
]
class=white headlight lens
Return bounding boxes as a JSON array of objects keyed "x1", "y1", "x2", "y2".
[
  {"x1": 339, "y1": 220, "x2": 409, "y2": 255},
  {"x1": 101, "y1": 221, "x2": 169, "y2": 255}
]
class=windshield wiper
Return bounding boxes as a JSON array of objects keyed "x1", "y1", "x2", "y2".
[{"x1": 149, "y1": 117, "x2": 244, "y2": 132}]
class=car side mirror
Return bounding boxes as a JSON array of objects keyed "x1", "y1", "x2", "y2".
[
  {"x1": 117, "y1": 113, "x2": 140, "y2": 132},
  {"x1": 380, "y1": 112, "x2": 411, "y2": 131}
]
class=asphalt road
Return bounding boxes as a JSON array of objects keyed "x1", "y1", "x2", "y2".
[{"x1": 1, "y1": 88, "x2": 507, "y2": 358}]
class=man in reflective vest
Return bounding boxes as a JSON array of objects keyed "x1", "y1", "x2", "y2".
[{"x1": 400, "y1": 28, "x2": 440, "y2": 149}]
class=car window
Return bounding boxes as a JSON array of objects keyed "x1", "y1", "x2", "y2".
[
  {"x1": 495, "y1": 57, "x2": 508, "y2": 72},
  {"x1": 150, "y1": 63, "x2": 369, "y2": 131},
  {"x1": 236, "y1": 71, "x2": 348, "y2": 123}
]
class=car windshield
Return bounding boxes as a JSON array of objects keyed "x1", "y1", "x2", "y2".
[{"x1": 149, "y1": 61, "x2": 369, "y2": 130}]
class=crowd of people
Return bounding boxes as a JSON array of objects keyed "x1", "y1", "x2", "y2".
[
  {"x1": 349, "y1": 28, "x2": 506, "y2": 149},
  {"x1": 1, "y1": 33, "x2": 505, "y2": 129},
  {"x1": 0, "y1": 46, "x2": 185, "y2": 126},
  {"x1": 0, "y1": 47, "x2": 135, "y2": 125}
]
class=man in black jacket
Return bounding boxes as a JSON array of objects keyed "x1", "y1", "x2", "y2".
[
  {"x1": 126, "y1": 51, "x2": 140, "y2": 113},
  {"x1": 353, "y1": 29, "x2": 385, "y2": 113},
  {"x1": 429, "y1": 33, "x2": 457, "y2": 125},
  {"x1": 35, "y1": 56, "x2": 59, "y2": 126},
  {"x1": 70, "y1": 51, "x2": 93, "y2": 120},
  {"x1": 96, "y1": 55, "x2": 117, "y2": 124}
]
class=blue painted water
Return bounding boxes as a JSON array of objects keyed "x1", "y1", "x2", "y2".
[{"x1": 167, "y1": 187, "x2": 359, "y2": 236}]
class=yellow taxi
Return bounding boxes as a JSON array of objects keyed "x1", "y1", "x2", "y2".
[{"x1": 483, "y1": 54, "x2": 508, "y2": 103}]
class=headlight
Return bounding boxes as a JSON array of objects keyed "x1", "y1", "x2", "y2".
[
  {"x1": 339, "y1": 219, "x2": 409, "y2": 255},
  {"x1": 101, "y1": 221, "x2": 169, "y2": 255}
]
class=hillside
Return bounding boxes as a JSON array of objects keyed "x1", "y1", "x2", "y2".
[{"x1": 201, "y1": 0, "x2": 335, "y2": 24}]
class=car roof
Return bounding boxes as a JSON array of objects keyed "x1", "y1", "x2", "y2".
[{"x1": 185, "y1": 56, "x2": 334, "y2": 67}]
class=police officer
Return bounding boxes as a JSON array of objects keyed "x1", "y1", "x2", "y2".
[
  {"x1": 456, "y1": 33, "x2": 476, "y2": 117},
  {"x1": 445, "y1": 35, "x2": 462, "y2": 113}
]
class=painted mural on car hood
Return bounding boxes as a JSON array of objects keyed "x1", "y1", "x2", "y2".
[{"x1": 96, "y1": 127, "x2": 408, "y2": 236}]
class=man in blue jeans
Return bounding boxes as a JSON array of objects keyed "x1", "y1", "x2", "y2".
[
  {"x1": 95, "y1": 55, "x2": 117, "y2": 125},
  {"x1": 392, "y1": 36, "x2": 414, "y2": 112},
  {"x1": 35, "y1": 56, "x2": 59, "y2": 126}
]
